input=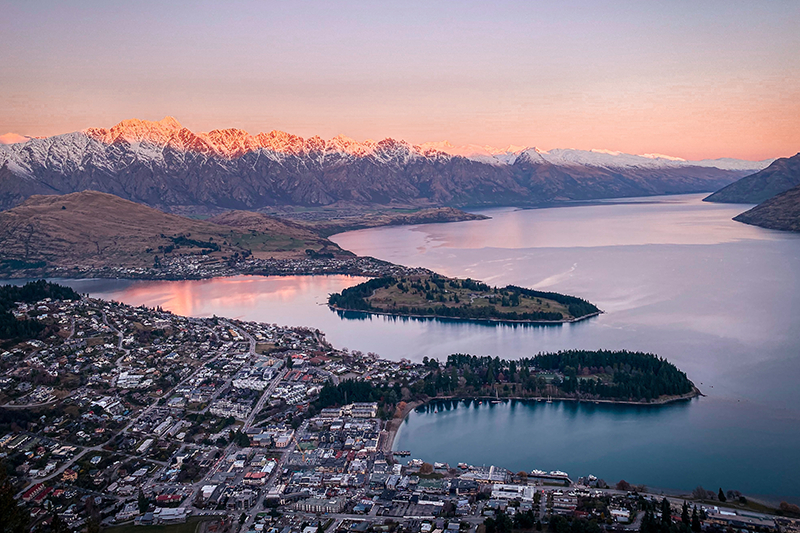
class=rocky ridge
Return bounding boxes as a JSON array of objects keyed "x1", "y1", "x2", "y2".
[{"x1": 0, "y1": 117, "x2": 769, "y2": 213}]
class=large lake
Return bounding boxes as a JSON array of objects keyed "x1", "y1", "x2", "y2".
[{"x1": 46, "y1": 194, "x2": 800, "y2": 501}]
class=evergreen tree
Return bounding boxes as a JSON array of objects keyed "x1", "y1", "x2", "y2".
[
  {"x1": 138, "y1": 487, "x2": 149, "y2": 513},
  {"x1": 718, "y1": 488, "x2": 726, "y2": 502},
  {"x1": 691, "y1": 506, "x2": 702, "y2": 533},
  {"x1": 51, "y1": 513, "x2": 72, "y2": 533},
  {"x1": 680, "y1": 501, "x2": 691, "y2": 533},
  {"x1": 86, "y1": 518, "x2": 100, "y2": 533},
  {"x1": 661, "y1": 498, "x2": 673, "y2": 529},
  {"x1": 641, "y1": 509, "x2": 659, "y2": 533},
  {"x1": 0, "y1": 465, "x2": 28, "y2": 533}
]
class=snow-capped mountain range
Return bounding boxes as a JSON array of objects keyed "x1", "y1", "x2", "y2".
[
  {"x1": 416, "y1": 141, "x2": 772, "y2": 171},
  {"x1": 0, "y1": 117, "x2": 772, "y2": 212}
]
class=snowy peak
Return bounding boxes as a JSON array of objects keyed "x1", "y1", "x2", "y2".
[
  {"x1": 515, "y1": 148, "x2": 549, "y2": 165},
  {"x1": 0, "y1": 119, "x2": 773, "y2": 214},
  {"x1": 0, "y1": 133, "x2": 33, "y2": 145},
  {"x1": 325, "y1": 134, "x2": 377, "y2": 157},
  {"x1": 85, "y1": 116, "x2": 184, "y2": 146},
  {"x1": 255, "y1": 130, "x2": 306, "y2": 156},
  {"x1": 5, "y1": 117, "x2": 776, "y2": 172},
  {"x1": 641, "y1": 153, "x2": 687, "y2": 162},
  {"x1": 200, "y1": 128, "x2": 260, "y2": 158},
  {"x1": 524, "y1": 148, "x2": 772, "y2": 171},
  {"x1": 418, "y1": 141, "x2": 528, "y2": 165}
]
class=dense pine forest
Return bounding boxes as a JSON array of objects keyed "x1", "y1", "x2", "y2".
[
  {"x1": 311, "y1": 350, "x2": 696, "y2": 415},
  {"x1": 418, "y1": 350, "x2": 695, "y2": 403}
]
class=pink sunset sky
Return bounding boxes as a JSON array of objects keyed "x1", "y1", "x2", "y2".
[{"x1": 1, "y1": 0, "x2": 798, "y2": 161}]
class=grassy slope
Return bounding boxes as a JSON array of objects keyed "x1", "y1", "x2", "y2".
[
  {"x1": 0, "y1": 191, "x2": 348, "y2": 272},
  {"x1": 295, "y1": 207, "x2": 490, "y2": 237},
  {"x1": 207, "y1": 210, "x2": 350, "y2": 257},
  {"x1": 369, "y1": 282, "x2": 572, "y2": 317}
]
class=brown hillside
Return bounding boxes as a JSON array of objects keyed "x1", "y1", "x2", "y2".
[
  {"x1": 734, "y1": 184, "x2": 800, "y2": 233},
  {"x1": 0, "y1": 191, "x2": 347, "y2": 272}
]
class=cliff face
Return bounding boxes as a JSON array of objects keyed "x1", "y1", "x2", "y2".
[
  {"x1": 705, "y1": 153, "x2": 800, "y2": 204},
  {"x1": 733, "y1": 184, "x2": 800, "y2": 233},
  {"x1": 0, "y1": 117, "x2": 753, "y2": 213}
]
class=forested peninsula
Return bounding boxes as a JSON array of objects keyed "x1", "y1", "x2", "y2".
[
  {"x1": 422, "y1": 351, "x2": 699, "y2": 403},
  {"x1": 310, "y1": 350, "x2": 699, "y2": 419},
  {"x1": 328, "y1": 275, "x2": 600, "y2": 323}
]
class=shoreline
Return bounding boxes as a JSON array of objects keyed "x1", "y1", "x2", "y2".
[
  {"x1": 382, "y1": 400, "x2": 424, "y2": 455},
  {"x1": 0, "y1": 255, "x2": 431, "y2": 283},
  {"x1": 329, "y1": 305, "x2": 603, "y2": 325},
  {"x1": 383, "y1": 388, "x2": 702, "y2": 453}
]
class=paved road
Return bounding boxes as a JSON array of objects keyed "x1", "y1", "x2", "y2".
[
  {"x1": 244, "y1": 368, "x2": 288, "y2": 430},
  {"x1": 240, "y1": 423, "x2": 304, "y2": 532},
  {"x1": 15, "y1": 320, "x2": 231, "y2": 498}
]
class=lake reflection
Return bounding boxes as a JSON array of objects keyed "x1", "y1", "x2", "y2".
[
  {"x1": 66, "y1": 275, "x2": 368, "y2": 328},
  {"x1": 394, "y1": 397, "x2": 800, "y2": 502},
  {"x1": 46, "y1": 194, "x2": 800, "y2": 501}
]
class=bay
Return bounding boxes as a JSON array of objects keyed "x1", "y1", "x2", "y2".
[
  {"x1": 334, "y1": 193, "x2": 800, "y2": 501},
  {"x1": 40, "y1": 193, "x2": 800, "y2": 501}
]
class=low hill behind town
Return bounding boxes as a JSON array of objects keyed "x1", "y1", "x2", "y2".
[{"x1": 0, "y1": 191, "x2": 348, "y2": 276}]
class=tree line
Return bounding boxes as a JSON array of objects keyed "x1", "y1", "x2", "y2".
[
  {"x1": 312, "y1": 379, "x2": 400, "y2": 420},
  {"x1": 415, "y1": 350, "x2": 694, "y2": 402}
]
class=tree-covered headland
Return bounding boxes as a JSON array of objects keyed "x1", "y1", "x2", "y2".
[
  {"x1": 328, "y1": 274, "x2": 600, "y2": 323},
  {"x1": 418, "y1": 350, "x2": 696, "y2": 403},
  {"x1": 310, "y1": 350, "x2": 697, "y2": 413}
]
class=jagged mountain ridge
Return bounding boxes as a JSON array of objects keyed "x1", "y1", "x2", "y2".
[{"x1": 0, "y1": 117, "x2": 765, "y2": 212}]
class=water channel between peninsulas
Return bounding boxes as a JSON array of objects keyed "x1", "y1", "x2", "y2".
[{"x1": 36, "y1": 194, "x2": 800, "y2": 502}]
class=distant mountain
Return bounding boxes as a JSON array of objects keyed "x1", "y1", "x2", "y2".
[
  {"x1": 704, "y1": 153, "x2": 800, "y2": 204},
  {"x1": 0, "y1": 190, "x2": 348, "y2": 275},
  {"x1": 733, "y1": 184, "x2": 800, "y2": 233},
  {"x1": 0, "y1": 117, "x2": 771, "y2": 213}
]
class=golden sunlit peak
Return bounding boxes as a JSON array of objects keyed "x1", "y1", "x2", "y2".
[
  {"x1": 0, "y1": 133, "x2": 31, "y2": 145},
  {"x1": 158, "y1": 116, "x2": 183, "y2": 130}
]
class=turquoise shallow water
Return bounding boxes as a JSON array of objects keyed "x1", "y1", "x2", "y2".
[{"x1": 40, "y1": 194, "x2": 800, "y2": 501}]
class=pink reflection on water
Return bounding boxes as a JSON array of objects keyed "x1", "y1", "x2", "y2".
[{"x1": 106, "y1": 275, "x2": 365, "y2": 320}]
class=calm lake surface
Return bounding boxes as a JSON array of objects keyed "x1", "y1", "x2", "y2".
[{"x1": 52, "y1": 194, "x2": 800, "y2": 501}]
